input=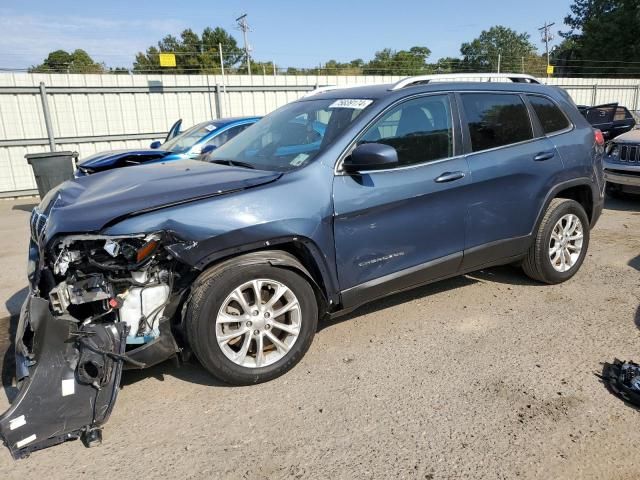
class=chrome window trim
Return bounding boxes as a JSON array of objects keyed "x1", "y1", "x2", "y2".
[
  {"x1": 348, "y1": 154, "x2": 467, "y2": 175},
  {"x1": 464, "y1": 136, "x2": 545, "y2": 158},
  {"x1": 334, "y1": 89, "x2": 575, "y2": 175},
  {"x1": 334, "y1": 92, "x2": 456, "y2": 175}
]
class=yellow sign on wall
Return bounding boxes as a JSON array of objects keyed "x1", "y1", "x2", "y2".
[
  {"x1": 546, "y1": 65, "x2": 554, "y2": 75},
  {"x1": 159, "y1": 53, "x2": 176, "y2": 68}
]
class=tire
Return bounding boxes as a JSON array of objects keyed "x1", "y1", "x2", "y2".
[
  {"x1": 186, "y1": 262, "x2": 318, "y2": 385},
  {"x1": 522, "y1": 198, "x2": 590, "y2": 284}
]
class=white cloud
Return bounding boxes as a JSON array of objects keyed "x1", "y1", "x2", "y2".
[{"x1": 0, "y1": 10, "x2": 187, "y2": 68}]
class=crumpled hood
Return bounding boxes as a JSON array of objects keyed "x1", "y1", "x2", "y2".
[
  {"x1": 40, "y1": 160, "x2": 281, "y2": 237},
  {"x1": 613, "y1": 129, "x2": 640, "y2": 144},
  {"x1": 78, "y1": 148, "x2": 170, "y2": 170}
]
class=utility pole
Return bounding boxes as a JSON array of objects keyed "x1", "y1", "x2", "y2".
[
  {"x1": 538, "y1": 21, "x2": 555, "y2": 77},
  {"x1": 497, "y1": 53, "x2": 501, "y2": 74},
  {"x1": 218, "y1": 42, "x2": 229, "y2": 117},
  {"x1": 236, "y1": 13, "x2": 252, "y2": 77}
]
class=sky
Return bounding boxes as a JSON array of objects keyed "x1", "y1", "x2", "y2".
[{"x1": 0, "y1": 0, "x2": 575, "y2": 70}]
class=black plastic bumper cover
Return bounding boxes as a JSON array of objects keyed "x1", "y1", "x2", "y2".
[{"x1": 0, "y1": 296, "x2": 126, "y2": 459}]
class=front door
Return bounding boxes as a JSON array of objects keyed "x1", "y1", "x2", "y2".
[{"x1": 333, "y1": 94, "x2": 470, "y2": 308}]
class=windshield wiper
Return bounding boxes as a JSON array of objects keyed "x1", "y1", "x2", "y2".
[{"x1": 209, "y1": 159, "x2": 255, "y2": 169}]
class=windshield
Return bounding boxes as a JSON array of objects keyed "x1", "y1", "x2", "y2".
[
  {"x1": 207, "y1": 98, "x2": 372, "y2": 171},
  {"x1": 162, "y1": 122, "x2": 216, "y2": 153}
]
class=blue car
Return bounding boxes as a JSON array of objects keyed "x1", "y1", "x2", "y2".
[
  {"x1": 75, "y1": 116, "x2": 261, "y2": 176},
  {"x1": 2, "y1": 73, "x2": 605, "y2": 457}
]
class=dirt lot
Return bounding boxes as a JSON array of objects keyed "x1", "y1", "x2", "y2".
[{"x1": 0, "y1": 197, "x2": 638, "y2": 479}]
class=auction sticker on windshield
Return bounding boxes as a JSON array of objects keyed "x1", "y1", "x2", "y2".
[{"x1": 329, "y1": 99, "x2": 373, "y2": 109}]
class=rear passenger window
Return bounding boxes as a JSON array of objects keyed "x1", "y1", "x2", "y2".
[
  {"x1": 461, "y1": 93, "x2": 533, "y2": 152},
  {"x1": 528, "y1": 95, "x2": 571, "y2": 134},
  {"x1": 359, "y1": 95, "x2": 453, "y2": 167}
]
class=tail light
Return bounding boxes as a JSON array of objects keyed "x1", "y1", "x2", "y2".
[{"x1": 594, "y1": 129, "x2": 605, "y2": 146}]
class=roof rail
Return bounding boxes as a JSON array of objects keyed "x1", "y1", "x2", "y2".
[{"x1": 390, "y1": 73, "x2": 541, "y2": 90}]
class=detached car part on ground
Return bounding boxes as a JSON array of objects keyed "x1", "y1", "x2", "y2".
[
  {"x1": 602, "y1": 359, "x2": 640, "y2": 408},
  {"x1": 75, "y1": 117, "x2": 260, "y2": 176},
  {"x1": 0, "y1": 74, "x2": 604, "y2": 458}
]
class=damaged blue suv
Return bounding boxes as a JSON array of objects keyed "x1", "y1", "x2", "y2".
[{"x1": 0, "y1": 74, "x2": 604, "y2": 458}]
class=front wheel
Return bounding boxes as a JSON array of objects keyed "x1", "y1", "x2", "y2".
[
  {"x1": 186, "y1": 263, "x2": 318, "y2": 385},
  {"x1": 522, "y1": 198, "x2": 590, "y2": 284}
]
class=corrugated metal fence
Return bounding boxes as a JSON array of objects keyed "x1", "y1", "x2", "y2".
[{"x1": 1, "y1": 73, "x2": 639, "y2": 195}]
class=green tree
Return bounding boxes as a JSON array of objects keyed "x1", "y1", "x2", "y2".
[
  {"x1": 460, "y1": 26, "x2": 538, "y2": 73},
  {"x1": 133, "y1": 27, "x2": 243, "y2": 74},
  {"x1": 558, "y1": 0, "x2": 640, "y2": 76},
  {"x1": 320, "y1": 59, "x2": 364, "y2": 75},
  {"x1": 236, "y1": 60, "x2": 278, "y2": 75},
  {"x1": 363, "y1": 46, "x2": 432, "y2": 75},
  {"x1": 30, "y1": 49, "x2": 105, "y2": 73},
  {"x1": 433, "y1": 57, "x2": 465, "y2": 74}
]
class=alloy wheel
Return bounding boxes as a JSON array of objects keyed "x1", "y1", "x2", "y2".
[
  {"x1": 548, "y1": 213, "x2": 584, "y2": 272},
  {"x1": 215, "y1": 278, "x2": 302, "y2": 368}
]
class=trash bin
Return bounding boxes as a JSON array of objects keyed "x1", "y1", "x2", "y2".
[{"x1": 25, "y1": 151, "x2": 77, "y2": 198}]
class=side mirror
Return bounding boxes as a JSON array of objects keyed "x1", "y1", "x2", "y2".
[
  {"x1": 343, "y1": 143, "x2": 398, "y2": 173},
  {"x1": 150, "y1": 141, "x2": 162, "y2": 149},
  {"x1": 201, "y1": 144, "x2": 217, "y2": 156}
]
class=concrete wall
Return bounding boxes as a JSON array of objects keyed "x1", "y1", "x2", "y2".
[{"x1": 1, "y1": 73, "x2": 639, "y2": 194}]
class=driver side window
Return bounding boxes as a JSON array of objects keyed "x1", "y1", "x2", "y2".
[{"x1": 359, "y1": 95, "x2": 453, "y2": 167}]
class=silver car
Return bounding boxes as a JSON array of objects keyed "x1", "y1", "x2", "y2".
[{"x1": 604, "y1": 128, "x2": 640, "y2": 196}]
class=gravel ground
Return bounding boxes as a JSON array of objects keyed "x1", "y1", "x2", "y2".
[{"x1": 0, "y1": 197, "x2": 638, "y2": 479}]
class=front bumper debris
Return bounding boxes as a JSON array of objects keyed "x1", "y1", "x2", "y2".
[
  {"x1": 0, "y1": 296, "x2": 127, "y2": 459},
  {"x1": 602, "y1": 359, "x2": 640, "y2": 408}
]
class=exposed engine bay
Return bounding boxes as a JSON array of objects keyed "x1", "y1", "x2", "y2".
[
  {"x1": 0, "y1": 230, "x2": 194, "y2": 458},
  {"x1": 49, "y1": 233, "x2": 173, "y2": 346}
]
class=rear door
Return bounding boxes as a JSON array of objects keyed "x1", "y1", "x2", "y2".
[
  {"x1": 459, "y1": 92, "x2": 565, "y2": 269},
  {"x1": 333, "y1": 93, "x2": 470, "y2": 307}
]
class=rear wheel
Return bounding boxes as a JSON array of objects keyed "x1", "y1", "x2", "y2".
[
  {"x1": 186, "y1": 262, "x2": 318, "y2": 385},
  {"x1": 522, "y1": 198, "x2": 590, "y2": 284}
]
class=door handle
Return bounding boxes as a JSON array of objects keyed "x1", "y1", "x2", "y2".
[
  {"x1": 534, "y1": 151, "x2": 555, "y2": 161},
  {"x1": 434, "y1": 171, "x2": 465, "y2": 183}
]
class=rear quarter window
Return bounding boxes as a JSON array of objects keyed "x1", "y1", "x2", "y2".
[
  {"x1": 527, "y1": 95, "x2": 571, "y2": 134},
  {"x1": 461, "y1": 93, "x2": 533, "y2": 152}
]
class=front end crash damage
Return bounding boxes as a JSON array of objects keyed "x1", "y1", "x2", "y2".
[{"x1": 0, "y1": 229, "x2": 196, "y2": 458}]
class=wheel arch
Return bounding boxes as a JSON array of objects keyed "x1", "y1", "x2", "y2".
[
  {"x1": 191, "y1": 241, "x2": 335, "y2": 315},
  {"x1": 533, "y1": 178, "x2": 597, "y2": 235}
]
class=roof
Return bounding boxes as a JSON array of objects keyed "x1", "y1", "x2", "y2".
[
  {"x1": 389, "y1": 73, "x2": 540, "y2": 90},
  {"x1": 299, "y1": 80, "x2": 559, "y2": 103},
  {"x1": 300, "y1": 74, "x2": 544, "y2": 102}
]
